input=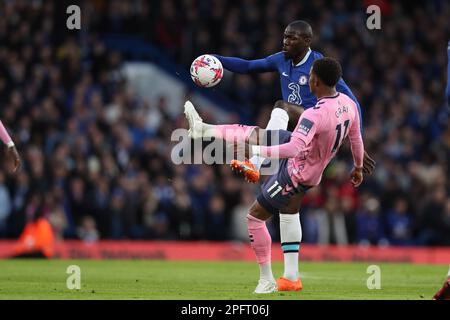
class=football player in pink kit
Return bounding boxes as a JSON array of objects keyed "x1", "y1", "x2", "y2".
[
  {"x1": 0, "y1": 120, "x2": 20, "y2": 173},
  {"x1": 184, "y1": 57, "x2": 364, "y2": 293}
]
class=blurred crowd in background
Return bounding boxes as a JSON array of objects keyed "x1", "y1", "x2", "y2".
[{"x1": 0, "y1": 0, "x2": 449, "y2": 246}]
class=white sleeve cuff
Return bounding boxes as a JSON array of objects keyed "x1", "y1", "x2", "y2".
[{"x1": 7, "y1": 141, "x2": 14, "y2": 148}]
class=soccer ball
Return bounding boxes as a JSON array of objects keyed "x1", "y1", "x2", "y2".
[{"x1": 190, "y1": 54, "x2": 223, "y2": 88}]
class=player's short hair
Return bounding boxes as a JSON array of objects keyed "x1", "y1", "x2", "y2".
[
  {"x1": 287, "y1": 20, "x2": 313, "y2": 37},
  {"x1": 312, "y1": 57, "x2": 342, "y2": 87}
]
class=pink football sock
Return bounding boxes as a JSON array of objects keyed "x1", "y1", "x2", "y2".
[
  {"x1": 247, "y1": 214, "x2": 271, "y2": 265},
  {"x1": 213, "y1": 124, "x2": 256, "y2": 143}
]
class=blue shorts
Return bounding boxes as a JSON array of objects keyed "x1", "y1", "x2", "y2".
[{"x1": 256, "y1": 130, "x2": 311, "y2": 215}]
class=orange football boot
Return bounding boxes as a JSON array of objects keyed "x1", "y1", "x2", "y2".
[
  {"x1": 277, "y1": 277, "x2": 303, "y2": 291},
  {"x1": 230, "y1": 159, "x2": 260, "y2": 183}
]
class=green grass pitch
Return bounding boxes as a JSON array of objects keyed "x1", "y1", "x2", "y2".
[{"x1": 0, "y1": 260, "x2": 446, "y2": 300}]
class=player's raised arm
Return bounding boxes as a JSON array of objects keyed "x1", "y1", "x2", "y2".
[
  {"x1": 214, "y1": 53, "x2": 279, "y2": 74},
  {"x1": 0, "y1": 120, "x2": 20, "y2": 173}
]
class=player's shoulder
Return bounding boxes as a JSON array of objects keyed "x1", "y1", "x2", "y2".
[
  {"x1": 302, "y1": 103, "x2": 324, "y2": 121},
  {"x1": 266, "y1": 51, "x2": 285, "y2": 61},
  {"x1": 298, "y1": 107, "x2": 325, "y2": 133},
  {"x1": 337, "y1": 93, "x2": 360, "y2": 119},
  {"x1": 338, "y1": 92, "x2": 352, "y2": 101},
  {"x1": 264, "y1": 51, "x2": 285, "y2": 68},
  {"x1": 308, "y1": 93, "x2": 341, "y2": 117},
  {"x1": 310, "y1": 50, "x2": 325, "y2": 60},
  {"x1": 338, "y1": 92, "x2": 358, "y2": 109}
]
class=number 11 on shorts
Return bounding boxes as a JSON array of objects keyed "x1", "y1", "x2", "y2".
[{"x1": 267, "y1": 181, "x2": 282, "y2": 198}]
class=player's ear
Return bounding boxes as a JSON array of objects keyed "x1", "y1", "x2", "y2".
[
  {"x1": 304, "y1": 35, "x2": 312, "y2": 47},
  {"x1": 313, "y1": 76, "x2": 321, "y2": 89}
]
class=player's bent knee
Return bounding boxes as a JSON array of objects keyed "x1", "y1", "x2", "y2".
[
  {"x1": 248, "y1": 201, "x2": 271, "y2": 221},
  {"x1": 273, "y1": 100, "x2": 286, "y2": 110},
  {"x1": 281, "y1": 193, "x2": 303, "y2": 214},
  {"x1": 280, "y1": 205, "x2": 299, "y2": 214}
]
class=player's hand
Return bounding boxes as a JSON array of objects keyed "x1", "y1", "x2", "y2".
[
  {"x1": 6, "y1": 145, "x2": 21, "y2": 173},
  {"x1": 363, "y1": 151, "x2": 376, "y2": 175},
  {"x1": 350, "y1": 167, "x2": 363, "y2": 187}
]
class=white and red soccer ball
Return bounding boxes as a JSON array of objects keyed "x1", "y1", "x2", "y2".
[{"x1": 190, "y1": 54, "x2": 223, "y2": 88}]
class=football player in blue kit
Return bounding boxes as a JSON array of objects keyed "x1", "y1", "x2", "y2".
[{"x1": 214, "y1": 20, "x2": 375, "y2": 183}]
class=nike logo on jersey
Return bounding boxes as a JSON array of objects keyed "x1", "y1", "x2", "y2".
[{"x1": 282, "y1": 72, "x2": 289, "y2": 77}]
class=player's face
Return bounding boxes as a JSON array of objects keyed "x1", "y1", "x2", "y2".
[{"x1": 282, "y1": 27, "x2": 311, "y2": 59}]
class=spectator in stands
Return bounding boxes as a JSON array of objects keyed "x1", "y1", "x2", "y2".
[
  {"x1": 355, "y1": 197, "x2": 388, "y2": 246},
  {"x1": 230, "y1": 188, "x2": 254, "y2": 242},
  {"x1": 385, "y1": 198, "x2": 413, "y2": 246},
  {"x1": 77, "y1": 215, "x2": 100, "y2": 243}
]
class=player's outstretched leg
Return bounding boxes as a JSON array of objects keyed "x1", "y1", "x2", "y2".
[
  {"x1": 184, "y1": 100, "x2": 261, "y2": 182},
  {"x1": 184, "y1": 100, "x2": 257, "y2": 142}
]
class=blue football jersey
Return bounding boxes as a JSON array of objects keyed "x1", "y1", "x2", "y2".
[
  {"x1": 264, "y1": 49, "x2": 363, "y2": 127},
  {"x1": 267, "y1": 49, "x2": 347, "y2": 109}
]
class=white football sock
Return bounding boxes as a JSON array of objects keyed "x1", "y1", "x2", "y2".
[
  {"x1": 447, "y1": 267, "x2": 450, "y2": 278},
  {"x1": 250, "y1": 108, "x2": 289, "y2": 169},
  {"x1": 259, "y1": 262, "x2": 275, "y2": 282},
  {"x1": 279, "y1": 213, "x2": 301, "y2": 281}
]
